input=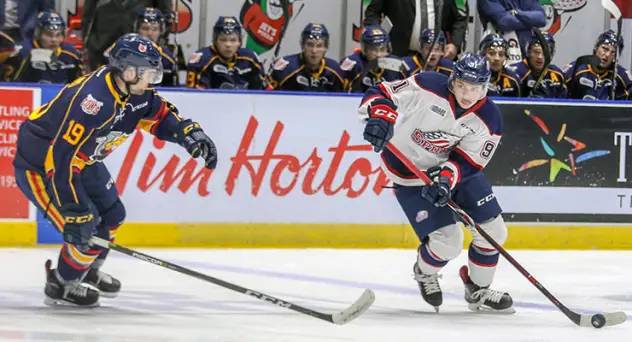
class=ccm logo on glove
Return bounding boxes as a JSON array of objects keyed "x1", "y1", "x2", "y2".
[
  {"x1": 64, "y1": 214, "x2": 94, "y2": 224},
  {"x1": 370, "y1": 105, "x2": 398, "y2": 123}
]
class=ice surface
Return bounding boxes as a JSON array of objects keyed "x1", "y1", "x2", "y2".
[{"x1": 0, "y1": 249, "x2": 629, "y2": 342}]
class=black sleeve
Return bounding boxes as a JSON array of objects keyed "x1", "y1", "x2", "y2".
[
  {"x1": 82, "y1": 0, "x2": 97, "y2": 36},
  {"x1": 443, "y1": 0, "x2": 469, "y2": 53},
  {"x1": 363, "y1": 0, "x2": 385, "y2": 26}
]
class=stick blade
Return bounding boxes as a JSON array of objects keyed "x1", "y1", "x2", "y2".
[
  {"x1": 602, "y1": 0, "x2": 622, "y2": 19},
  {"x1": 377, "y1": 57, "x2": 404, "y2": 72},
  {"x1": 330, "y1": 289, "x2": 376, "y2": 325},
  {"x1": 579, "y1": 312, "x2": 627, "y2": 327}
]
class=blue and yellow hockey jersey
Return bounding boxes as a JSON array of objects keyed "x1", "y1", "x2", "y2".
[
  {"x1": 13, "y1": 66, "x2": 185, "y2": 209},
  {"x1": 268, "y1": 53, "x2": 344, "y2": 92},
  {"x1": 4, "y1": 40, "x2": 84, "y2": 84},
  {"x1": 186, "y1": 45, "x2": 265, "y2": 90},
  {"x1": 563, "y1": 62, "x2": 632, "y2": 100}
]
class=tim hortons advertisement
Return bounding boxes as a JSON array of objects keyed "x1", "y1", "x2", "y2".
[{"x1": 97, "y1": 91, "x2": 632, "y2": 224}]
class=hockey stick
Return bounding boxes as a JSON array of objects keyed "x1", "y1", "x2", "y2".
[
  {"x1": 265, "y1": 0, "x2": 305, "y2": 76},
  {"x1": 602, "y1": 0, "x2": 623, "y2": 100},
  {"x1": 385, "y1": 142, "x2": 627, "y2": 328},
  {"x1": 423, "y1": 0, "x2": 444, "y2": 71},
  {"x1": 529, "y1": 28, "x2": 552, "y2": 96},
  {"x1": 89, "y1": 237, "x2": 375, "y2": 325}
]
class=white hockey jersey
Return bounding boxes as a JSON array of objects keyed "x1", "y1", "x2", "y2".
[{"x1": 358, "y1": 72, "x2": 503, "y2": 187}]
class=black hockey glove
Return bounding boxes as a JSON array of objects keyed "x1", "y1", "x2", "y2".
[
  {"x1": 175, "y1": 119, "x2": 218, "y2": 169},
  {"x1": 421, "y1": 166, "x2": 454, "y2": 207},
  {"x1": 364, "y1": 98, "x2": 398, "y2": 152},
  {"x1": 60, "y1": 204, "x2": 96, "y2": 252}
]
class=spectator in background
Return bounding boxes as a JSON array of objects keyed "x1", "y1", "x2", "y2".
[
  {"x1": 4, "y1": 11, "x2": 83, "y2": 84},
  {"x1": 514, "y1": 32, "x2": 566, "y2": 98},
  {"x1": 186, "y1": 16, "x2": 265, "y2": 90},
  {"x1": 0, "y1": 0, "x2": 54, "y2": 43},
  {"x1": 82, "y1": 0, "x2": 172, "y2": 72},
  {"x1": 478, "y1": 0, "x2": 545, "y2": 65},
  {"x1": 564, "y1": 30, "x2": 631, "y2": 101},
  {"x1": 268, "y1": 23, "x2": 344, "y2": 92},
  {"x1": 401, "y1": 29, "x2": 453, "y2": 77},
  {"x1": 363, "y1": 0, "x2": 468, "y2": 59},
  {"x1": 340, "y1": 25, "x2": 405, "y2": 93},
  {"x1": 478, "y1": 33, "x2": 520, "y2": 97}
]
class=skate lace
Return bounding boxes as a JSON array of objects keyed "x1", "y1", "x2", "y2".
[
  {"x1": 97, "y1": 271, "x2": 113, "y2": 285},
  {"x1": 414, "y1": 273, "x2": 443, "y2": 294},
  {"x1": 471, "y1": 288, "x2": 504, "y2": 303},
  {"x1": 67, "y1": 284, "x2": 89, "y2": 298}
]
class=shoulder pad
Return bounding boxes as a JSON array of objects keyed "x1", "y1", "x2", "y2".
[
  {"x1": 562, "y1": 62, "x2": 575, "y2": 73},
  {"x1": 188, "y1": 51, "x2": 205, "y2": 64}
]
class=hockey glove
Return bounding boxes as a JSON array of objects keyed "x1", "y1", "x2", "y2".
[
  {"x1": 60, "y1": 204, "x2": 96, "y2": 252},
  {"x1": 175, "y1": 119, "x2": 218, "y2": 169},
  {"x1": 421, "y1": 166, "x2": 454, "y2": 207},
  {"x1": 364, "y1": 98, "x2": 398, "y2": 152}
]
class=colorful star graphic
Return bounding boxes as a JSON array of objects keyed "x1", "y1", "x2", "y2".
[{"x1": 518, "y1": 109, "x2": 610, "y2": 182}]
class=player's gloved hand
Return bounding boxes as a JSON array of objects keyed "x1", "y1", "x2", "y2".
[
  {"x1": 60, "y1": 204, "x2": 96, "y2": 252},
  {"x1": 175, "y1": 119, "x2": 218, "y2": 169},
  {"x1": 421, "y1": 166, "x2": 454, "y2": 207},
  {"x1": 364, "y1": 98, "x2": 398, "y2": 152}
]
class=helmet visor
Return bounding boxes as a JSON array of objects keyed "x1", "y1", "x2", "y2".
[{"x1": 137, "y1": 63, "x2": 163, "y2": 84}]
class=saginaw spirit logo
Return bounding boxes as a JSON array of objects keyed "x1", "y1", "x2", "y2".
[{"x1": 516, "y1": 109, "x2": 610, "y2": 183}]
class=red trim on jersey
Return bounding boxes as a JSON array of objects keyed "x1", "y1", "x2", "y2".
[
  {"x1": 468, "y1": 258, "x2": 497, "y2": 267},
  {"x1": 76, "y1": 151, "x2": 89, "y2": 161},
  {"x1": 472, "y1": 244, "x2": 497, "y2": 252},
  {"x1": 378, "y1": 83, "x2": 392, "y2": 100},
  {"x1": 445, "y1": 160, "x2": 462, "y2": 186},
  {"x1": 455, "y1": 147, "x2": 484, "y2": 170},
  {"x1": 461, "y1": 109, "x2": 501, "y2": 137},
  {"x1": 381, "y1": 153, "x2": 417, "y2": 179}
]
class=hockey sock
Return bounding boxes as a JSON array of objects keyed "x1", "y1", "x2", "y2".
[
  {"x1": 467, "y1": 243, "x2": 499, "y2": 287},
  {"x1": 417, "y1": 242, "x2": 448, "y2": 275},
  {"x1": 57, "y1": 243, "x2": 100, "y2": 282}
]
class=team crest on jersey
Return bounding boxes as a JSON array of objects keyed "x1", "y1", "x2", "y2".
[
  {"x1": 415, "y1": 210, "x2": 428, "y2": 223},
  {"x1": 411, "y1": 130, "x2": 454, "y2": 154},
  {"x1": 91, "y1": 131, "x2": 130, "y2": 162},
  {"x1": 80, "y1": 94, "x2": 103, "y2": 115},
  {"x1": 138, "y1": 44, "x2": 147, "y2": 53}
]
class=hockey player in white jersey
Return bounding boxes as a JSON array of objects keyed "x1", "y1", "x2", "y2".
[{"x1": 358, "y1": 53, "x2": 514, "y2": 313}]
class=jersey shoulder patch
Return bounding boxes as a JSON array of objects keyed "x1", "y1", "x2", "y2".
[
  {"x1": 340, "y1": 57, "x2": 357, "y2": 71},
  {"x1": 273, "y1": 57, "x2": 290, "y2": 71}
]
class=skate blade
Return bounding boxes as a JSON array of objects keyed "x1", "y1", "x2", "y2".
[
  {"x1": 467, "y1": 302, "x2": 516, "y2": 315},
  {"x1": 44, "y1": 296, "x2": 101, "y2": 308},
  {"x1": 433, "y1": 306, "x2": 440, "y2": 313},
  {"x1": 98, "y1": 291, "x2": 118, "y2": 299}
]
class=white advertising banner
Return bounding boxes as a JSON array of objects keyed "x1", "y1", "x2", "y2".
[{"x1": 101, "y1": 90, "x2": 632, "y2": 224}]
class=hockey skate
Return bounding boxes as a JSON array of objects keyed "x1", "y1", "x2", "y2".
[
  {"x1": 83, "y1": 268, "x2": 121, "y2": 298},
  {"x1": 459, "y1": 266, "x2": 514, "y2": 314},
  {"x1": 413, "y1": 262, "x2": 443, "y2": 312},
  {"x1": 44, "y1": 260, "x2": 100, "y2": 307}
]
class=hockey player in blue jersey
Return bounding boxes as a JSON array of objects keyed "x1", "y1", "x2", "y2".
[
  {"x1": 401, "y1": 29, "x2": 454, "y2": 78},
  {"x1": 563, "y1": 30, "x2": 632, "y2": 100},
  {"x1": 4, "y1": 11, "x2": 84, "y2": 84},
  {"x1": 186, "y1": 16, "x2": 265, "y2": 90},
  {"x1": 359, "y1": 53, "x2": 513, "y2": 313},
  {"x1": 515, "y1": 32, "x2": 566, "y2": 98},
  {"x1": 13, "y1": 34, "x2": 218, "y2": 307},
  {"x1": 135, "y1": 7, "x2": 177, "y2": 87},
  {"x1": 268, "y1": 23, "x2": 345, "y2": 92},
  {"x1": 478, "y1": 34, "x2": 521, "y2": 97},
  {"x1": 339, "y1": 26, "x2": 405, "y2": 93},
  {"x1": 0, "y1": 30, "x2": 16, "y2": 64}
]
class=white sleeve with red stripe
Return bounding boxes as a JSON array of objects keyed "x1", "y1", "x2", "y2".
[{"x1": 357, "y1": 77, "x2": 417, "y2": 123}]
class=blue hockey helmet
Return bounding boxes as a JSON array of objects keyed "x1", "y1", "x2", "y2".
[
  {"x1": 109, "y1": 33, "x2": 163, "y2": 85},
  {"x1": 300, "y1": 23, "x2": 329, "y2": 48},
  {"x1": 361, "y1": 25, "x2": 391, "y2": 55},
  {"x1": 595, "y1": 29, "x2": 624, "y2": 54},
  {"x1": 136, "y1": 7, "x2": 165, "y2": 30},
  {"x1": 449, "y1": 52, "x2": 491, "y2": 92},
  {"x1": 527, "y1": 31, "x2": 556, "y2": 57},
  {"x1": 420, "y1": 28, "x2": 447, "y2": 47},
  {"x1": 34, "y1": 11, "x2": 65, "y2": 39},
  {"x1": 213, "y1": 16, "x2": 242, "y2": 41},
  {"x1": 479, "y1": 34, "x2": 508, "y2": 55}
]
